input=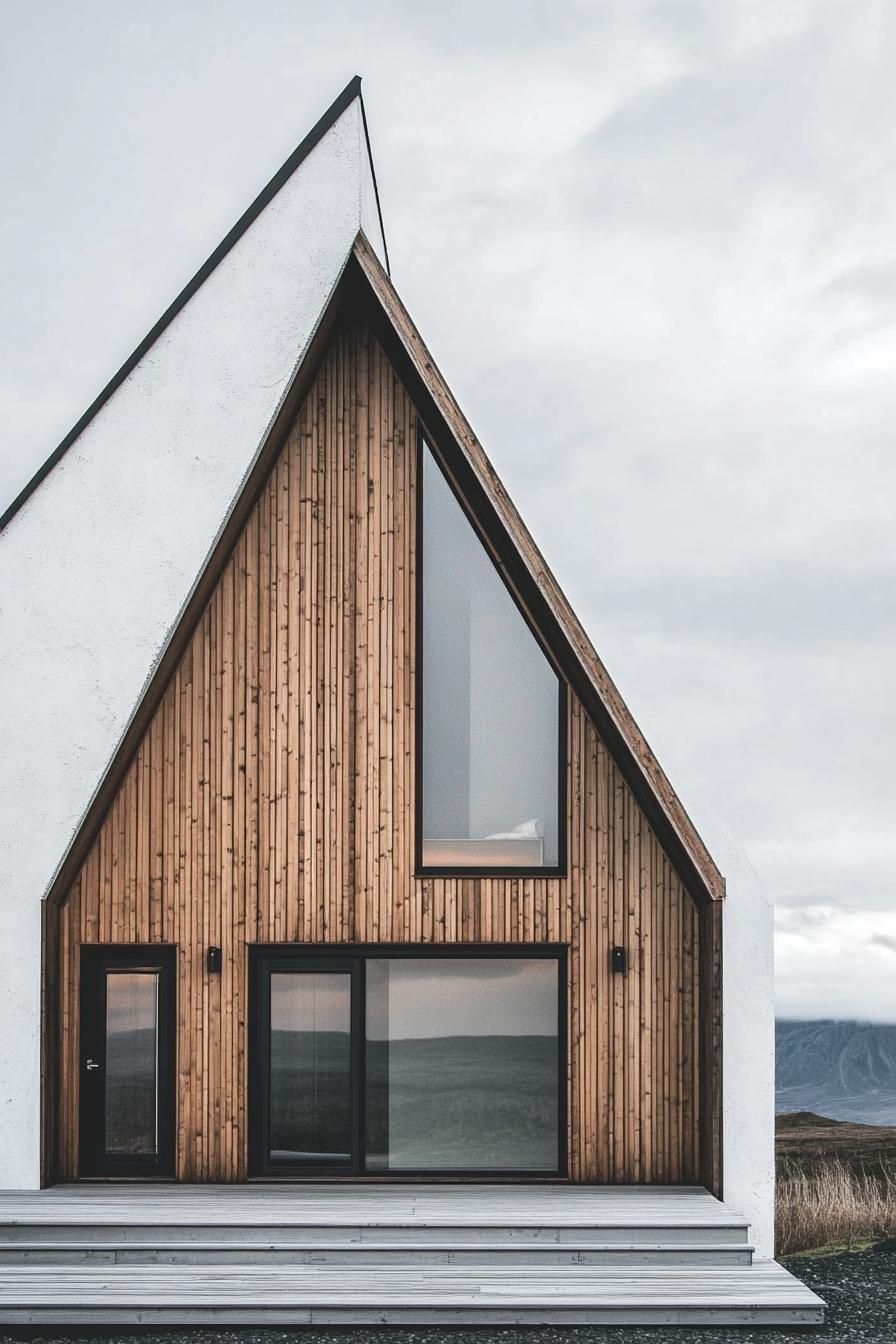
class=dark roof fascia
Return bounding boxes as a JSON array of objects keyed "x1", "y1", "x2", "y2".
[
  {"x1": 1, "y1": 76, "x2": 387, "y2": 535},
  {"x1": 358, "y1": 91, "x2": 390, "y2": 276}
]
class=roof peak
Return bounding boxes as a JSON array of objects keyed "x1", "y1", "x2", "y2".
[{"x1": 0, "y1": 77, "x2": 387, "y2": 533}]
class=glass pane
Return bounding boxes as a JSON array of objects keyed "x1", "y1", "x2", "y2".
[
  {"x1": 366, "y1": 958, "x2": 559, "y2": 1171},
  {"x1": 269, "y1": 971, "x2": 352, "y2": 1164},
  {"x1": 105, "y1": 971, "x2": 159, "y2": 1156},
  {"x1": 422, "y1": 443, "x2": 560, "y2": 867}
]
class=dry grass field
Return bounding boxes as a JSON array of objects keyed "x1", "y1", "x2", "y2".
[{"x1": 776, "y1": 1112, "x2": 896, "y2": 1255}]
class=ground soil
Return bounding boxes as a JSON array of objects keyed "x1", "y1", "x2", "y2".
[{"x1": 777, "y1": 1112, "x2": 896, "y2": 1176}]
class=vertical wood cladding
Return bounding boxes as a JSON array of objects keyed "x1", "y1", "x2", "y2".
[{"x1": 55, "y1": 320, "x2": 701, "y2": 1183}]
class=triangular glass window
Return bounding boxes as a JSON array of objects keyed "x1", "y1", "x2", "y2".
[{"x1": 420, "y1": 441, "x2": 562, "y2": 870}]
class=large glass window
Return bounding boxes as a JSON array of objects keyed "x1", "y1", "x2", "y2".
[
  {"x1": 251, "y1": 950, "x2": 563, "y2": 1175},
  {"x1": 421, "y1": 441, "x2": 562, "y2": 869},
  {"x1": 366, "y1": 957, "x2": 559, "y2": 1172},
  {"x1": 104, "y1": 970, "x2": 160, "y2": 1157}
]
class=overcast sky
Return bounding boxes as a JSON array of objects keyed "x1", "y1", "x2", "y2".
[{"x1": 2, "y1": 1, "x2": 894, "y2": 1021}]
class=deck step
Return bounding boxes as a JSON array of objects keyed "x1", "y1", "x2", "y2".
[
  {"x1": 0, "y1": 1184, "x2": 821, "y2": 1325},
  {"x1": 0, "y1": 1183, "x2": 752, "y2": 1246},
  {"x1": 0, "y1": 1240, "x2": 754, "y2": 1266},
  {"x1": 0, "y1": 1261, "x2": 826, "y2": 1326},
  {"x1": 0, "y1": 1220, "x2": 750, "y2": 1246}
]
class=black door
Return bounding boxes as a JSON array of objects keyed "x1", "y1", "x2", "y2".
[{"x1": 79, "y1": 945, "x2": 176, "y2": 1179}]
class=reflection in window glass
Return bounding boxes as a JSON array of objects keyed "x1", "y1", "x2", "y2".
[
  {"x1": 269, "y1": 972, "x2": 352, "y2": 1164},
  {"x1": 105, "y1": 971, "x2": 159, "y2": 1156},
  {"x1": 366, "y1": 957, "x2": 559, "y2": 1171},
  {"x1": 421, "y1": 443, "x2": 560, "y2": 868}
]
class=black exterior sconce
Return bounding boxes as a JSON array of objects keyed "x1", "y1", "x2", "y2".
[
  {"x1": 611, "y1": 946, "x2": 627, "y2": 975},
  {"x1": 207, "y1": 946, "x2": 222, "y2": 973}
]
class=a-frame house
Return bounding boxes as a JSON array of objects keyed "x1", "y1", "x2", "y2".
[{"x1": 0, "y1": 81, "x2": 821, "y2": 1325}]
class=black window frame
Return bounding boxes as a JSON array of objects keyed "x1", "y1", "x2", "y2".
[
  {"x1": 248, "y1": 942, "x2": 568, "y2": 1180},
  {"x1": 415, "y1": 427, "x2": 568, "y2": 878}
]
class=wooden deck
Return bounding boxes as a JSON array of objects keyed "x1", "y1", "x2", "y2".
[
  {"x1": 0, "y1": 1183, "x2": 824, "y2": 1326},
  {"x1": 0, "y1": 1182, "x2": 750, "y2": 1227}
]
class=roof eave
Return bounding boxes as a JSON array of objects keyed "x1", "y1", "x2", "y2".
[
  {"x1": 0, "y1": 77, "x2": 386, "y2": 536},
  {"x1": 350, "y1": 231, "x2": 725, "y2": 904}
]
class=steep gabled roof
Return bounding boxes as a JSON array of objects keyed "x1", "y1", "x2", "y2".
[
  {"x1": 1, "y1": 80, "x2": 722, "y2": 920},
  {"x1": 36, "y1": 230, "x2": 723, "y2": 912},
  {"x1": 0, "y1": 78, "x2": 386, "y2": 534},
  {"x1": 0, "y1": 82, "x2": 388, "y2": 922}
]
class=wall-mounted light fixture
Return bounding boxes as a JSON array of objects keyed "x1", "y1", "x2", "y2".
[
  {"x1": 611, "y1": 946, "x2": 627, "y2": 974},
  {"x1": 207, "y1": 946, "x2": 222, "y2": 973}
]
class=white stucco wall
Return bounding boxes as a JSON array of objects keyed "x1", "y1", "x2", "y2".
[
  {"x1": 0, "y1": 94, "x2": 385, "y2": 1189},
  {"x1": 687, "y1": 801, "x2": 776, "y2": 1260},
  {"x1": 722, "y1": 858, "x2": 775, "y2": 1259}
]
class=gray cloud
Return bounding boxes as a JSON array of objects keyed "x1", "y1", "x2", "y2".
[{"x1": 1, "y1": 0, "x2": 894, "y2": 1020}]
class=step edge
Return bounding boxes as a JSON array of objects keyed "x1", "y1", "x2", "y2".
[{"x1": 0, "y1": 1240, "x2": 757, "y2": 1252}]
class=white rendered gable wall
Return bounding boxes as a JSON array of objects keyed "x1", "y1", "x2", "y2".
[
  {"x1": 0, "y1": 95, "x2": 385, "y2": 1188},
  {"x1": 681, "y1": 796, "x2": 775, "y2": 1261}
]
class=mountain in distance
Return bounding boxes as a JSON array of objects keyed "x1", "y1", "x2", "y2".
[{"x1": 776, "y1": 1019, "x2": 896, "y2": 1126}]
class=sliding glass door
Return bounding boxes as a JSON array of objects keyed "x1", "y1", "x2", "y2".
[
  {"x1": 250, "y1": 958, "x2": 361, "y2": 1175},
  {"x1": 250, "y1": 947, "x2": 564, "y2": 1177},
  {"x1": 269, "y1": 970, "x2": 354, "y2": 1166}
]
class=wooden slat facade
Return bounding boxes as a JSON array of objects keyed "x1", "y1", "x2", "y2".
[{"x1": 51, "y1": 318, "x2": 702, "y2": 1185}]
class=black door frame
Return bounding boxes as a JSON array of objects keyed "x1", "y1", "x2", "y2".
[
  {"x1": 248, "y1": 942, "x2": 568, "y2": 1180},
  {"x1": 79, "y1": 944, "x2": 177, "y2": 1179}
]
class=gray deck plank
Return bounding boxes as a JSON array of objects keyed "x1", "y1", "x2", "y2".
[
  {"x1": 0, "y1": 1260, "x2": 823, "y2": 1304},
  {"x1": 0, "y1": 1183, "x2": 749, "y2": 1228},
  {"x1": 0, "y1": 1183, "x2": 822, "y2": 1325},
  {"x1": 0, "y1": 1260, "x2": 824, "y2": 1330}
]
